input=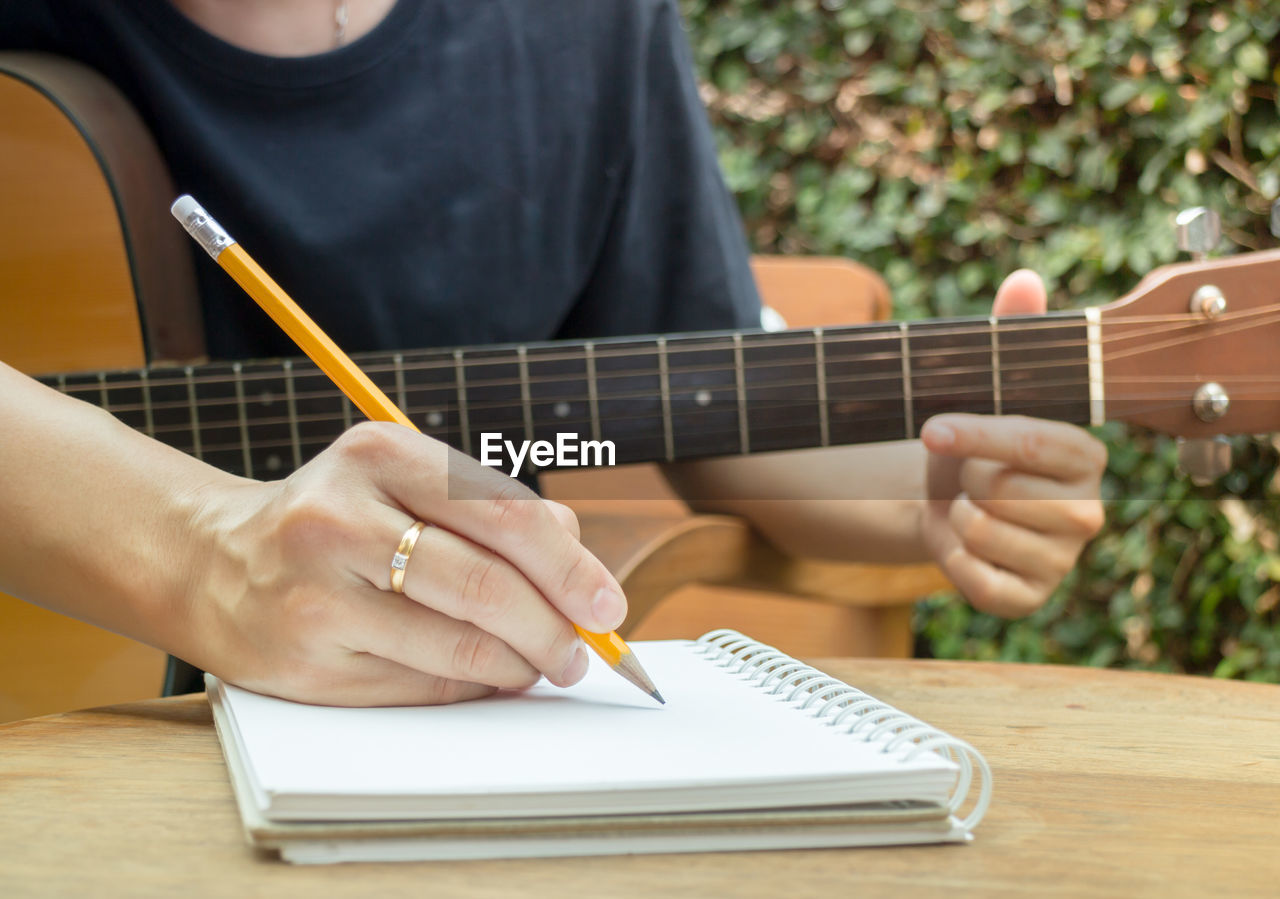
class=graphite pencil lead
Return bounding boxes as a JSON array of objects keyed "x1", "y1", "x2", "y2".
[{"x1": 614, "y1": 651, "x2": 663, "y2": 704}]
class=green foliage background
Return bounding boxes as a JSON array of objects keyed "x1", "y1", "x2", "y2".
[{"x1": 680, "y1": 0, "x2": 1280, "y2": 680}]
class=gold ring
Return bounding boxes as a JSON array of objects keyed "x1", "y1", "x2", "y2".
[{"x1": 390, "y1": 521, "x2": 427, "y2": 594}]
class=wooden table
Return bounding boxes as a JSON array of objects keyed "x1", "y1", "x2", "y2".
[{"x1": 2, "y1": 660, "x2": 1277, "y2": 897}]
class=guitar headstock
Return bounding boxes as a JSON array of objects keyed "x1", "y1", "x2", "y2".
[{"x1": 1098, "y1": 207, "x2": 1280, "y2": 462}]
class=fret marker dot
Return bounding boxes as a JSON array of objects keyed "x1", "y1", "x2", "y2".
[
  {"x1": 426, "y1": 411, "x2": 444, "y2": 428},
  {"x1": 258, "y1": 392, "x2": 274, "y2": 406},
  {"x1": 554, "y1": 401, "x2": 571, "y2": 419},
  {"x1": 695, "y1": 390, "x2": 712, "y2": 407},
  {"x1": 266, "y1": 454, "x2": 282, "y2": 472}
]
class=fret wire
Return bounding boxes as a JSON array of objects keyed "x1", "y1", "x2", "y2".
[
  {"x1": 989, "y1": 316, "x2": 1002, "y2": 416},
  {"x1": 57, "y1": 373, "x2": 66, "y2": 395},
  {"x1": 185, "y1": 366, "x2": 203, "y2": 461},
  {"x1": 342, "y1": 395, "x2": 353, "y2": 431},
  {"x1": 394, "y1": 353, "x2": 408, "y2": 413},
  {"x1": 517, "y1": 346, "x2": 534, "y2": 447},
  {"x1": 454, "y1": 349, "x2": 471, "y2": 456},
  {"x1": 733, "y1": 333, "x2": 749, "y2": 454},
  {"x1": 899, "y1": 323, "x2": 914, "y2": 439},
  {"x1": 585, "y1": 341, "x2": 601, "y2": 442},
  {"x1": 140, "y1": 369, "x2": 155, "y2": 438},
  {"x1": 283, "y1": 359, "x2": 302, "y2": 471},
  {"x1": 814, "y1": 327, "x2": 830, "y2": 447},
  {"x1": 233, "y1": 362, "x2": 252, "y2": 479},
  {"x1": 98, "y1": 372, "x2": 109, "y2": 413},
  {"x1": 657, "y1": 337, "x2": 674, "y2": 462}
]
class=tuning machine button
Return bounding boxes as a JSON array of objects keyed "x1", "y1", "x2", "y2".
[
  {"x1": 1175, "y1": 207, "x2": 1221, "y2": 261},
  {"x1": 1192, "y1": 382, "x2": 1230, "y2": 422},
  {"x1": 1176, "y1": 436, "x2": 1232, "y2": 486},
  {"x1": 1175, "y1": 208, "x2": 1227, "y2": 317}
]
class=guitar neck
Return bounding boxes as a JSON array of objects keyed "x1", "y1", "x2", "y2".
[{"x1": 38, "y1": 311, "x2": 1094, "y2": 478}]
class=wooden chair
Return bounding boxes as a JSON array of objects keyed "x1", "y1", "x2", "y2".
[{"x1": 542, "y1": 257, "x2": 951, "y2": 659}]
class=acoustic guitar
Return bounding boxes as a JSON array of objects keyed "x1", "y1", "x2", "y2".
[{"x1": 3, "y1": 53, "x2": 1278, "y2": 720}]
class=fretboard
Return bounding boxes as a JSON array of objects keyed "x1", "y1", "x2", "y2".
[{"x1": 40, "y1": 312, "x2": 1093, "y2": 479}]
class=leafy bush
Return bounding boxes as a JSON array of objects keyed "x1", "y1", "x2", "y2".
[{"x1": 682, "y1": 0, "x2": 1280, "y2": 679}]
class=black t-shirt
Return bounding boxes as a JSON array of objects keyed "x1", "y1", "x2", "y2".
[{"x1": 1, "y1": 0, "x2": 761, "y2": 359}]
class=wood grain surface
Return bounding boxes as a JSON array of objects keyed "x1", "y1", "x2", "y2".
[{"x1": 2, "y1": 659, "x2": 1277, "y2": 898}]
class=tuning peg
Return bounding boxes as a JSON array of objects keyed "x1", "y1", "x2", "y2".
[
  {"x1": 1176, "y1": 436, "x2": 1232, "y2": 486},
  {"x1": 1271, "y1": 198, "x2": 1279, "y2": 239},
  {"x1": 1174, "y1": 207, "x2": 1221, "y2": 261}
]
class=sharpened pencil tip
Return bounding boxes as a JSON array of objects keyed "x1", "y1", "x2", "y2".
[{"x1": 614, "y1": 650, "x2": 663, "y2": 705}]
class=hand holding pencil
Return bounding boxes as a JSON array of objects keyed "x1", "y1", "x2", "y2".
[{"x1": 170, "y1": 196, "x2": 661, "y2": 705}]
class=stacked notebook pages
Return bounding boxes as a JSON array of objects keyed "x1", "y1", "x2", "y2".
[{"x1": 207, "y1": 630, "x2": 992, "y2": 863}]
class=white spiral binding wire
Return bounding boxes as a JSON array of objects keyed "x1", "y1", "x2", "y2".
[{"x1": 694, "y1": 629, "x2": 992, "y2": 831}]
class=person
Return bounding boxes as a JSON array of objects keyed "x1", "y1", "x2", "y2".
[{"x1": 0, "y1": 0, "x2": 1107, "y2": 706}]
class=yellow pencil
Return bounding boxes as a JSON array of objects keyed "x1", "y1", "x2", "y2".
[{"x1": 171, "y1": 195, "x2": 662, "y2": 704}]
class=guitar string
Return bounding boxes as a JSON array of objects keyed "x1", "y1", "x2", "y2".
[
  {"x1": 71, "y1": 361, "x2": 1110, "y2": 424},
  {"x1": 53, "y1": 306, "x2": 1280, "y2": 409},
  {"x1": 45, "y1": 301, "x2": 1280, "y2": 396},
  {"x1": 60, "y1": 360, "x2": 1280, "y2": 431},
  {"x1": 92, "y1": 375, "x2": 1280, "y2": 470},
  {"x1": 65, "y1": 319, "x2": 1280, "y2": 424},
  {"x1": 73, "y1": 348, "x2": 1099, "y2": 415},
  {"x1": 96, "y1": 374, "x2": 1280, "y2": 448},
  {"x1": 138, "y1": 393, "x2": 1102, "y2": 458},
  {"x1": 1100, "y1": 308, "x2": 1280, "y2": 364},
  {"x1": 141, "y1": 385, "x2": 1274, "y2": 462},
  {"x1": 343, "y1": 303, "x2": 1280, "y2": 370},
  {"x1": 51, "y1": 317, "x2": 1279, "y2": 407},
  {"x1": 49, "y1": 325, "x2": 1095, "y2": 394},
  {"x1": 55, "y1": 304, "x2": 1280, "y2": 435},
  {"x1": 89, "y1": 364, "x2": 1099, "y2": 429}
]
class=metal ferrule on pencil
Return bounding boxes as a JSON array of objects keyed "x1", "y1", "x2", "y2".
[{"x1": 171, "y1": 195, "x2": 234, "y2": 260}]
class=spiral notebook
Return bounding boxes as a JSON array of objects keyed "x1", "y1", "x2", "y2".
[{"x1": 206, "y1": 630, "x2": 991, "y2": 863}]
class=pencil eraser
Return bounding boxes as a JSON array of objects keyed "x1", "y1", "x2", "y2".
[
  {"x1": 170, "y1": 194, "x2": 233, "y2": 259},
  {"x1": 170, "y1": 194, "x2": 203, "y2": 223}
]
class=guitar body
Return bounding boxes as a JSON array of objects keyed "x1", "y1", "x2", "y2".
[{"x1": 0, "y1": 53, "x2": 203, "y2": 721}]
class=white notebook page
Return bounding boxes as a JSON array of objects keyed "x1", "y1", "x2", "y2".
[{"x1": 217, "y1": 640, "x2": 956, "y2": 819}]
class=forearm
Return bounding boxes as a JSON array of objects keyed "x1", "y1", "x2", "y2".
[
  {"x1": 661, "y1": 442, "x2": 932, "y2": 564},
  {"x1": 0, "y1": 362, "x2": 633, "y2": 705},
  {"x1": 0, "y1": 362, "x2": 239, "y2": 648}
]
